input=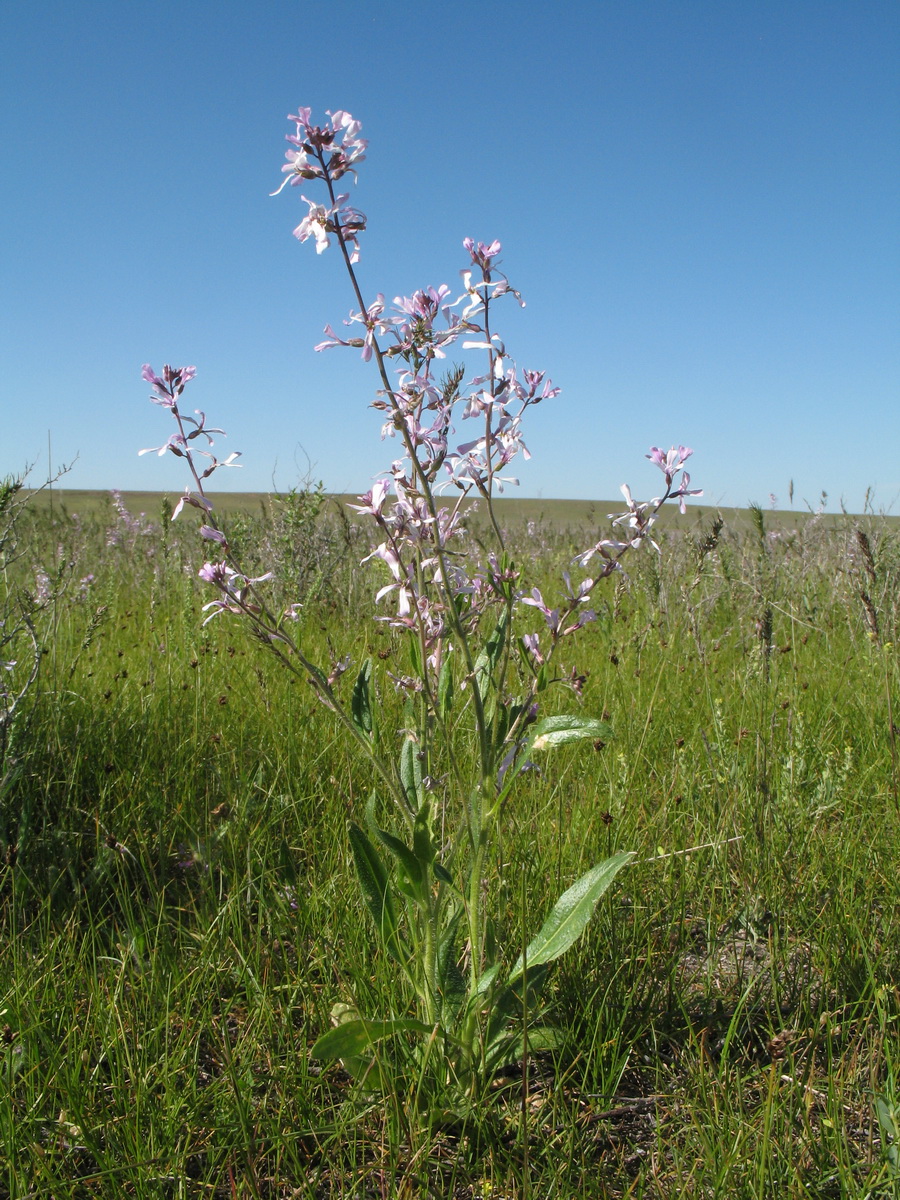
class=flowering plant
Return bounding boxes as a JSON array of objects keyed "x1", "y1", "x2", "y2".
[{"x1": 140, "y1": 107, "x2": 701, "y2": 1103}]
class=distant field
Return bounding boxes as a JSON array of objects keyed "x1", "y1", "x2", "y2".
[{"x1": 23, "y1": 488, "x2": 887, "y2": 532}]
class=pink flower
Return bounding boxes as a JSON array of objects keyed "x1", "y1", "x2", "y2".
[
  {"x1": 347, "y1": 478, "x2": 391, "y2": 518},
  {"x1": 671, "y1": 472, "x2": 703, "y2": 514},
  {"x1": 292, "y1": 195, "x2": 366, "y2": 260},
  {"x1": 315, "y1": 296, "x2": 385, "y2": 360},
  {"x1": 272, "y1": 107, "x2": 367, "y2": 195},
  {"x1": 646, "y1": 445, "x2": 692, "y2": 485},
  {"x1": 141, "y1": 363, "x2": 197, "y2": 408},
  {"x1": 198, "y1": 562, "x2": 274, "y2": 624},
  {"x1": 170, "y1": 489, "x2": 213, "y2": 520},
  {"x1": 463, "y1": 238, "x2": 502, "y2": 272}
]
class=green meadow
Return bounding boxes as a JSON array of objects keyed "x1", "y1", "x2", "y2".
[{"x1": 2, "y1": 489, "x2": 899, "y2": 1198}]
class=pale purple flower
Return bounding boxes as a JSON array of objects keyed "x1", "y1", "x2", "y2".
[
  {"x1": 646, "y1": 445, "x2": 692, "y2": 485},
  {"x1": 272, "y1": 107, "x2": 367, "y2": 194},
  {"x1": 522, "y1": 632, "x2": 544, "y2": 665},
  {"x1": 198, "y1": 562, "x2": 274, "y2": 624},
  {"x1": 292, "y1": 194, "x2": 366, "y2": 260},
  {"x1": 521, "y1": 588, "x2": 561, "y2": 634},
  {"x1": 671, "y1": 472, "x2": 703, "y2": 514},
  {"x1": 199, "y1": 451, "x2": 241, "y2": 481},
  {"x1": 347, "y1": 479, "x2": 391, "y2": 518},
  {"x1": 293, "y1": 196, "x2": 335, "y2": 254},
  {"x1": 171, "y1": 489, "x2": 213, "y2": 520},
  {"x1": 141, "y1": 364, "x2": 196, "y2": 407},
  {"x1": 138, "y1": 433, "x2": 187, "y2": 458},
  {"x1": 561, "y1": 609, "x2": 597, "y2": 637},
  {"x1": 463, "y1": 238, "x2": 502, "y2": 273},
  {"x1": 572, "y1": 537, "x2": 630, "y2": 569},
  {"x1": 315, "y1": 296, "x2": 385, "y2": 360},
  {"x1": 562, "y1": 572, "x2": 594, "y2": 604}
]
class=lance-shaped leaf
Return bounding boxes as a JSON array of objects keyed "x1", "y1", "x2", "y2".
[
  {"x1": 312, "y1": 1016, "x2": 438, "y2": 1062},
  {"x1": 436, "y1": 908, "x2": 467, "y2": 1022},
  {"x1": 495, "y1": 715, "x2": 613, "y2": 806},
  {"x1": 351, "y1": 658, "x2": 374, "y2": 737},
  {"x1": 374, "y1": 827, "x2": 424, "y2": 889},
  {"x1": 400, "y1": 734, "x2": 423, "y2": 808},
  {"x1": 507, "y1": 851, "x2": 633, "y2": 982},
  {"x1": 529, "y1": 714, "x2": 612, "y2": 751},
  {"x1": 348, "y1": 822, "x2": 403, "y2": 959}
]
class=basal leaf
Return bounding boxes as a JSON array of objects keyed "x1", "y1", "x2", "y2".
[
  {"x1": 312, "y1": 1016, "x2": 436, "y2": 1062},
  {"x1": 508, "y1": 851, "x2": 633, "y2": 981},
  {"x1": 348, "y1": 822, "x2": 402, "y2": 958}
]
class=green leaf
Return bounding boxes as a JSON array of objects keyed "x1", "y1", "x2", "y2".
[
  {"x1": 474, "y1": 608, "x2": 509, "y2": 702},
  {"x1": 374, "y1": 827, "x2": 424, "y2": 889},
  {"x1": 530, "y1": 715, "x2": 613, "y2": 751},
  {"x1": 493, "y1": 716, "x2": 614, "y2": 811},
  {"x1": 437, "y1": 909, "x2": 467, "y2": 1022},
  {"x1": 351, "y1": 659, "x2": 374, "y2": 737},
  {"x1": 485, "y1": 963, "x2": 551, "y2": 1047},
  {"x1": 874, "y1": 1095, "x2": 900, "y2": 1174},
  {"x1": 432, "y1": 861, "x2": 456, "y2": 889},
  {"x1": 312, "y1": 1016, "x2": 436, "y2": 1062},
  {"x1": 348, "y1": 822, "x2": 403, "y2": 959},
  {"x1": 508, "y1": 851, "x2": 633, "y2": 981},
  {"x1": 400, "y1": 735, "x2": 423, "y2": 808},
  {"x1": 473, "y1": 962, "x2": 501, "y2": 998},
  {"x1": 413, "y1": 800, "x2": 433, "y2": 867},
  {"x1": 485, "y1": 1024, "x2": 562, "y2": 1073}
]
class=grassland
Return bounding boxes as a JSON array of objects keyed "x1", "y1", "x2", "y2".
[
  {"x1": 26, "y1": 488, "x2": 889, "y2": 533},
  {"x1": 1, "y1": 490, "x2": 899, "y2": 1198}
]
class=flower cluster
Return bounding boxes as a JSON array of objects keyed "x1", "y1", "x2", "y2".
[
  {"x1": 270, "y1": 108, "x2": 369, "y2": 262},
  {"x1": 275, "y1": 108, "x2": 367, "y2": 187},
  {"x1": 138, "y1": 364, "x2": 240, "y2": 482},
  {"x1": 197, "y1": 561, "x2": 274, "y2": 626},
  {"x1": 268, "y1": 107, "x2": 701, "y2": 698}
]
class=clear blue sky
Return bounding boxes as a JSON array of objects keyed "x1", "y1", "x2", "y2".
[{"x1": 3, "y1": 1, "x2": 898, "y2": 512}]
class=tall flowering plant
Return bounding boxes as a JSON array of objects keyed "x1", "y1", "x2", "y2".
[{"x1": 140, "y1": 107, "x2": 701, "y2": 1100}]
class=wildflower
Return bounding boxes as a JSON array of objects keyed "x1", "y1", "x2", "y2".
[
  {"x1": 521, "y1": 588, "x2": 561, "y2": 635},
  {"x1": 292, "y1": 195, "x2": 366, "y2": 260},
  {"x1": 315, "y1": 296, "x2": 385, "y2": 361},
  {"x1": 646, "y1": 445, "x2": 692, "y2": 486},
  {"x1": 171, "y1": 489, "x2": 213, "y2": 520},
  {"x1": 141, "y1": 364, "x2": 197, "y2": 407},
  {"x1": 522, "y1": 632, "x2": 544, "y2": 665},
  {"x1": 347, "y1": 479, "x2": 391, "y2": 519},
  {"x1": 670, "y1": 472, "x2": 702, "y2": 514},
  {"x1": 198, "y1": 562, "x2": 274, "y2": 625},
  {"x1": 272, "y1": 107, "x2": 367, "y2": 194}
]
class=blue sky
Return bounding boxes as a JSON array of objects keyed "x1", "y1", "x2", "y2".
[{"x1": 3, "y1": 1, "x2": 898, "y2": 511}]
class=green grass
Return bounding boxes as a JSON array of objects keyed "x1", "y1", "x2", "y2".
[
  {"x1": 26, "y1": 488, "x2": 894, "y2": 532},
  {"x1": 1, "y1": 497, "x2": 899, "y2": 1197}
]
